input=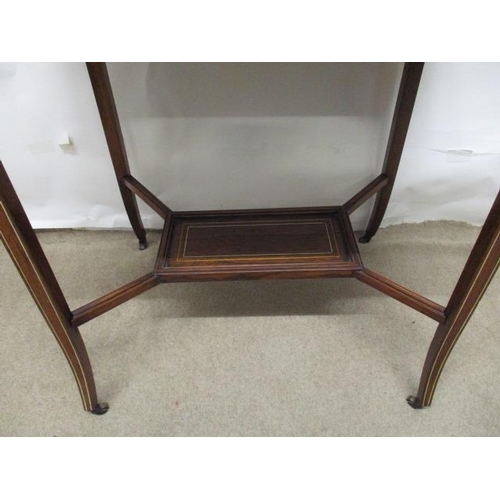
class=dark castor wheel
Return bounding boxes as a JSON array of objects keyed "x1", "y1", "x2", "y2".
[
  {"x1": 139, "y1": 238, "x2": 148, "y2": 251},
  {"x1": 358, "y1": 233, "x2": 373, "y2": 244},
  {"x1": 90, "y1": 402, "x2": 110, "y2": 415},
  {"x1": 406, "y1": 395, "x2": 423, "y2": 409}
]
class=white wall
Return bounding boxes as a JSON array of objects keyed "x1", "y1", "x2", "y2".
[
  {"x1": 0, "y1": 62, "x2": 499, "y2": 231},
  {"x1": 385, "y1": 63, "x2": 500, "y2": 226}
]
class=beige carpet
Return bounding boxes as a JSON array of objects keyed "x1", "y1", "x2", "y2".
[{"x1": 1, "y1": 221, "x2": 499, "y2": 436}]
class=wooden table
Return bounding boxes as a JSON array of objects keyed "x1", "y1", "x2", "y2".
[{"x1": 1, "y1": 63, "x2": 499, "y2": 414}]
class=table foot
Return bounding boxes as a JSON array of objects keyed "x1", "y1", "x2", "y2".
[
  {"x1": 139, "y1": 238, "x2": 148, "y2": 251},
  {"x1": 359, "y1": 233, "x2": 372, "y2": 244},
  {"x1": 406, "y1": 395, "x2": 423, "y2": 409},
  {"x1": 90, "y1": 402, "x2": 110, "y2": 415}
]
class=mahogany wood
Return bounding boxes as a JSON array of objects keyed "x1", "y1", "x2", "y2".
[
  {"x1": 354, "y1": 268, "x2": 446, "y2": 323},
  {"x1": 344, "y1": 174, "x2": 389, "y2": 215},
  {"x1": 71, "y1": 272, "x2": 159, "y2": 327},
  {"x1": 0, "y1": 161, "x2": 106, "y2": 414},
  {"x1": 408, "y1": 190, "x2": 500, "y2": 408},
  {"x1": 173, "y1": 206, "x2": 347, "y2": 217},
  {"x1": 2, "y1": 62, "x2": 498, "y2": 414},
  {"x1": 86, "y1": 62, "x2": 147, "y2": 248},
  {"x1": 360, "y1": 63, "x2": 424, "y2": 243},
  {"x1": 155, "y1": 207, "x2": 363, "y2": 282},
  {"x1": 122, "y1": 175, "x2": 172, "y2": 219},
  {"x1": 156, "y1": 211, "x2": 174, "y2": 274}
]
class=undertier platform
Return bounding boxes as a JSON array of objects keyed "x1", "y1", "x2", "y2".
[{"x1": 155, "y1": 207, "x2": 363, "y2": 282}]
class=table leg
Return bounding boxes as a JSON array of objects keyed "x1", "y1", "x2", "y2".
[
  {"x1": 0, "y1": 162, "x2": 108, "y2": 414},
  {"x1": 360, "y1": 62, "x2": 424, "y2": 243},
  {"x1": 87, "y1": 62, "x2": 148, "y2": 250},
  {"x1": 408, "y1": 190, "x2": 500, "y2": 408}
]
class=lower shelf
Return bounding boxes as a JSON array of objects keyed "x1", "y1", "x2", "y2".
[{"x1": 155, "y1": 206, "x2": 362, "y2": 281}]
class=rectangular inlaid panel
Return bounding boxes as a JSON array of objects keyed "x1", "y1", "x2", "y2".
[
  {"x1": 155, "y1": 208, "x2": 363, "y2": 281},
  {"x1": 181, "y1": 219, "x2": 337, "y2": 260}
]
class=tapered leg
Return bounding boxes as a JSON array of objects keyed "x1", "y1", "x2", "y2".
[
  {"x1": 0, "y1": 162, "x2": 108, "y2": 414},
  {"x1": 408, "y1": 190, "x2": 500, "y2": 408},
  {"x1": 86, "y1": 62, "x2": 148, "y2": 250},
  {"x1": 360, "y1": 63, "x2": 424, "y2": 243}
]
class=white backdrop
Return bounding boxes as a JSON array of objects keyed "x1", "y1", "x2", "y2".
[{"x1": 0, "y1": 62, "x2": 499, "y2": 231}]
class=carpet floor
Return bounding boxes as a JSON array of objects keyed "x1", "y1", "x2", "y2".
[{"x1": 1, "y1": 221, "x2": 499, "y2": 436}]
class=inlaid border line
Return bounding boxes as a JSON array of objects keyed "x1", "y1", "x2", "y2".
[
  {"x1": 0, "y1": 202, "x2": 91, "y2": 410},
  {"x1": 179, "y1": 220, "x2": 338, "y2": 260},
  {"x1": 423, "y1": 227, "x2": 500, "y2": 404}
]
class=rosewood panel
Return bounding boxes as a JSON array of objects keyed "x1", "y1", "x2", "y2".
[{"x1": 155, "y1": 207, "x2": 363, "y2": 282}]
